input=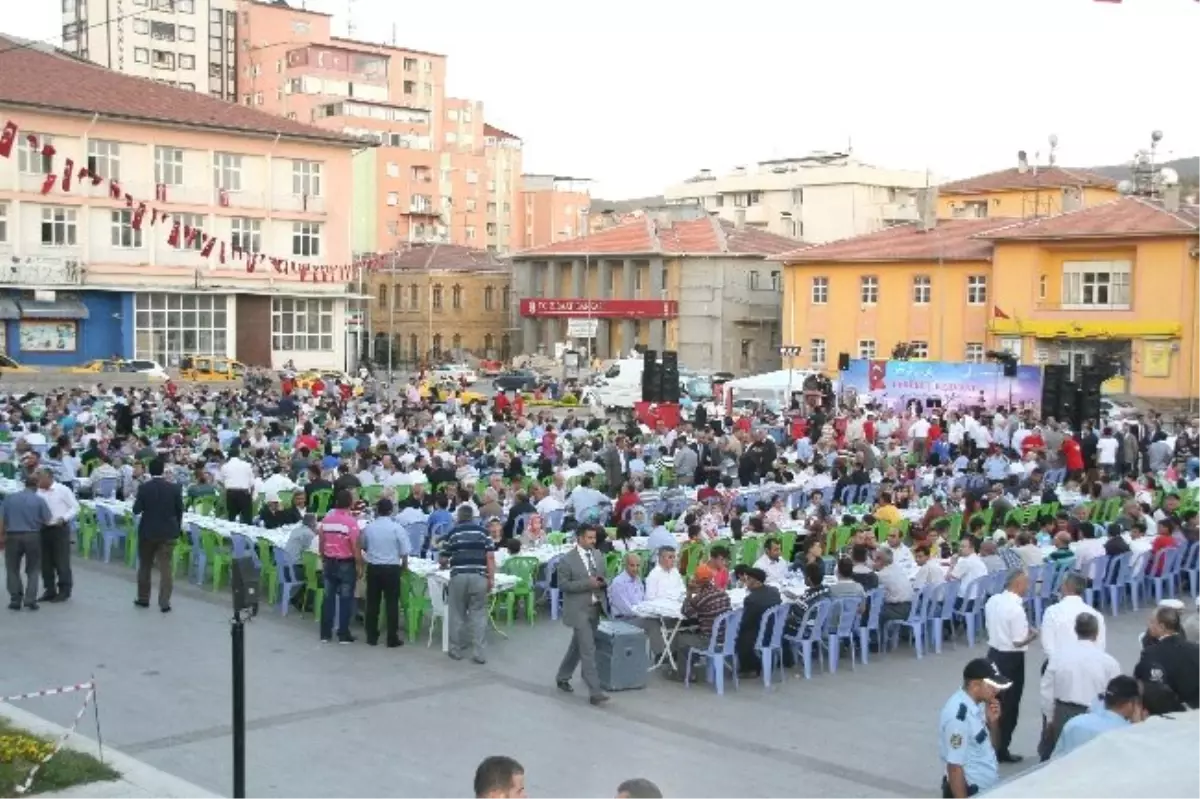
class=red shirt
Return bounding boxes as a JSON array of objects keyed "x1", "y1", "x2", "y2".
[
  {"x1": 697, "y1": 486, "x2": 722, "y2": 503},
  {"x1": 928, "y1": 423, "x2": 942, "y2": 442},
  {"x1": 495, "y1": 393, "x2": 510, "y2": 414},
  {"x1": 338, "y1": 383, "x2": 352, "y2": 401},
  {"x1": 711, "y1": 565, "x2": 730, "y2": 591},
  {"x1": 614, "y1": 491, "x2": 639, "y2": 521},
  {"x1": 311, "y1": 378, "x2": 326, "y2": 395},
  {"x1": 1022, "y1": 434, "x2": 1045, "y2": 455},
  {"x1": 863, "y1": 419, "x2": 876, "y2": 443},
  {"x1": 165, "y1": 380, "x2": 177, "y2": 399},
  {"x1": 1062, "y1": 438, "x2": 1084, "y2": 471},
  {"x1": 281, "y1": 377, "x2": 294, "y2": 395},
  {"x1": 1151, "y1": 533, "x2": 1179, "y2": 574},
  {"x1": 514, "y1": 395, "x2": 525, "y2": 417},
  {"x1": 296, "y1": 434, "x2": 320, "y2": 452},
  {"x1": 736, "y1": 416, "x2": 752, "y2": 433}
]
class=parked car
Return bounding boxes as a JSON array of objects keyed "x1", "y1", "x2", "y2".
[
  {"x1": 126, "y1": 359, "x2": 169, "y2": 380},
  {"x1": 431, "y1": 362, "x2": 479, "y2": 384},
  {"x1": 493, "y1": 369, "x2": 538, "y2": 392},
  {"x1": 1100, "y1": 398, "x2": 1138, "y2": 420}
]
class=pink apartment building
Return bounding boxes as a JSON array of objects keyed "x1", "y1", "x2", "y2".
[{"x1": 0, "y1": 35, "x2": 360, "y2": 370}]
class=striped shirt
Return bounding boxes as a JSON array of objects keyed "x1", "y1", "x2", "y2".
[
  {"x1": 440, "y1": 523, "x2": 495, "y2": 576},
  {"x1": 681, "y1": 585, "x2": 732, "y2": 644}
]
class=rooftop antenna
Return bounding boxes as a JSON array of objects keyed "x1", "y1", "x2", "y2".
[
  {"x1": 346, "y1": 0, "x2": 356, "y2": 37},
  {"x1": 1120, "y1": 130, "x2": 1169, "y2": 198},
  {"x1": 1047, "y1": 133, "x2": 1059, "y2": 166}
]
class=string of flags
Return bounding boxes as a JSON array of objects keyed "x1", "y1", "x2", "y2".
[{"x1": 0, "y1": 117, "x2": 396, "y2": 282}]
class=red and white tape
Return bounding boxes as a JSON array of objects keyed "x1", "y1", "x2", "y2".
[
  {"x1": 1, "y1": 681, "x2": 94, "y2": 703},
  {"x1": 13, "y1": 687, "x2": 95, "y2": 795}
]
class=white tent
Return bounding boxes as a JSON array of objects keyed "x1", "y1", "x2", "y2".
[
  {"x1": 724, "y1": 369, "x2": 815, "y2": 391},
  {"x1": 983, "y1": 711, "x2": 1199, "y2": 798}
]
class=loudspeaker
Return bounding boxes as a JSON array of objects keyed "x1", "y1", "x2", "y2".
[
  {"x1": 231, "y1": 556, "x2": 260, "y2": 613},
  {"x1": 1078, "y1": 367, "x2": 1104, "y2": 426},
  {"x1": 1041, "y1": 365, "x2": 1068, "y2": 419},
  {"x1": 660, "y1": 351, "x2": 680, "y2": 403},
  {"x1": 837, "y1": 352, "x2": 851, "y2": 371},
  {"x1": 641, "y1": 350, "x2": 661, "y2": 404},
  {"x1": 1002, "y1": 360, "x2": 1018, "y2": 378}
]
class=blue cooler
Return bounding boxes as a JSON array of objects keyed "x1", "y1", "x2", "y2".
[{"x1": 596, "y1": 619, "x2": 649, "y2": 691}]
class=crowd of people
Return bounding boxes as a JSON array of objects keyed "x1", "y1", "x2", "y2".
[{"x1": 0, "y1": 371, "x2": 1197, "y2": 795}]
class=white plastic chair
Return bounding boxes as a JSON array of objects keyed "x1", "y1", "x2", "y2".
[{"x1": 426, "y1": 574, "x2": 448, "y2": 648}]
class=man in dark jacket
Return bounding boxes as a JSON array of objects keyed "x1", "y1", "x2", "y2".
[
  {"x1": 132, "y1": 458, "x2": 184, "y2": 612},
  {"x1": 735, "y1": 567, "x2": 781, "y2": 677},
  {"x1": 1135, "y1": 605, "x2": 1199, "y2": 715}
]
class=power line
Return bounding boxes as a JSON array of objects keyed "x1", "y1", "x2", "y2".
[{"x1": 0, "y1": 4, "x2": 151, "y2": 58}]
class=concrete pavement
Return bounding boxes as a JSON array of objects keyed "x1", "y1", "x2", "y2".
[{"x1": 3, "y1": 557, "x2": 1154, "y2": 798}]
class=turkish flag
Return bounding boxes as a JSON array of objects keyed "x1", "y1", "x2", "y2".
[{"x1": 868, "y1": 359, "x2": 887, "y2": 391}]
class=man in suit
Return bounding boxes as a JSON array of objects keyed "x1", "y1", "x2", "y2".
[
  {"x1": 555, "y1": 524, "x2": 610, "y2": 706},
  {"x1": 602, "y1": 436, "x2": 627, "y2": 498},
  {"x1": 132, "y1": 458, "x2": 184, "y2": 612}
]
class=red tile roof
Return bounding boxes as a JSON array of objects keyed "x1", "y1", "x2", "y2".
[
  {"x1": 485, "y1": 123, "x2": 521, "y2": 141},
  {"x1": 0, "y1": 36, "x2": 363, "y2": 147},
  {"x1": 978, "y1": 196, "x2": 1199, "y2": 241},
  {"x1": 939, "y1": 166, "x2": 1118, "y2": 195},
  {"x1": 377, "y1": 244, "x2": 509, "y2": 272},
  {"x1": 777, "y1": 218, "x2": 1003, "y2": 263},
  {"x1": 514, "y1": 216, "x2": 801, "y2": 259}
]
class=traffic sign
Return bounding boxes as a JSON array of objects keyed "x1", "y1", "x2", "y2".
[{"x1": 779, "y1": 345, "x2": 803, "y2": 357}]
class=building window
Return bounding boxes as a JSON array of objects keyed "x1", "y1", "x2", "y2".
[
  {"x1": 231, "y1": 217, "x2": 261, "y2": 253},
  {"x1": 739, "y1": 339, "x2": 754, "y2": 371},
  {"x1": 378, "y1": 285, "x2": 388, "y2": 308},
  {"x1": 748, "y1": 270, "x2": 760, "y2": 290},
  {"x1": 110, "y1": 209, "x2": 143, "y2": 248},
  {"x1": 172, "y1": 212, "x2": 204, "y2": 250},
  {"x1": 18, "y1": 135, "x2": 54, "y2": 175},
  {"x1": 431, "y1": 333, "x2": 443, "y2": 357},
  {"x1": 965, "y1": 343, "x2": 985, "y2": 363},
  {"x1": 860, "y1": 276, "x2": 878, "y2": 305},
  {"x1": 179, "y1": 54, "x2": 195, "y2": 69},
  {"x1": 151, "y1": 50, "x2": 175, "y2": 68},
  {"x1": 292, "y1": 160, "x2": 322, "y2": 196},
  {"x1": 0, "y1": 203, "x2": 6, "y2": 243},
  {"x1": 432, "y1": 284, "x2": 443, "y2": 310},
  {"x1": 271, "y1": 297, "x2": 334, "y2": 351},
  {"x1": 154, "y1": 146, "x2": 184, "y2": 185},
  {"x1": 500, "y1": 334, "x2": 511, "y2": 360},
  {"x1": 912, "y1": 275, "x2": 931, "y2": 304},
  {"x1": 452, "y1": 333, "x2": 462, "y2": 351},
  {"x1": 87, "y1": 139, "x2": 121, "y2": 181},
  {"x1": 134, "y1": 47, "x2": 149, "y2": 63},
  {"x1": 408, "y1": 284, "x2": 419, "y2": 310},
  {"x1": 809, "y1": 338, "x2": 826, "y2": 368},
  {"x1": 465, "y1": 226, "x2": 475, "y2": 241},
  {"x1": 966, "y1": 275, "x2": 987, "y2": 305},
  {"x1": 135, "y1": 293, "x2": 227, "y2": 366},
  {"x1": 502, "y1": 287, "x2": 511, "y2": 311},
  {"x1": 291, "y1": 222, "x2": 320, "y2": 257},
  {"x1": 391, "y1": 285, "x2": 401, "y2": 308},
  {"x1": 484, "y1": 286, "x2": 495, "y2": 310},
  {"x1": 179, "y1": 25, "x2": 195, "y2": 41},
  {"x1": 409, "y1": 334, "x2": 419, "y2": 360},
  {"x1": 811, "y1": 276, "x2": 828, "y2": 304},
  {"x1": 857, "y1": 339, "x2": 876, "y2": 360},
  {"x1": 212, "y1": 152, "x2": 242, "y2": 191},
  {"x1": 451, "y1": 284, "x2": 462, "y2": 310},
  {"x1": 908, "y1": 341, "x2": 929, "y2": 359},
  {"x1": 1039, "y1": 275, "x2": 1047, "y2": 300},
  {"x1": 40, "y1": 206, "x2": 77, "y2": 246},
  {"x1": 1062, "y1": 261, "x2": 1131, "y2": 309},
  {"x1": 134, "y1": 19, "x2": 149, "y2": 33},
  {"x1": 770, "y1": 270, "x2": 781, "y2": 291}
]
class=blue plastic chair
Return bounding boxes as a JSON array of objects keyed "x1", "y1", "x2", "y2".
[
  {"x1": 857, "y1": 587, "x2": 885, "y2": 664},
  {"x1": 684, "y1": 608, "x2": 743, "y2": 695},
  {"x1": 186, "y1": 522, "x2": 207, "y2": 584},
  {"x1": 93, "y1": 477, "x2": 119, "y2": 500},
  {"x1": 404, "y1": 522, "x2": 429, "y2": 556},
  {"x1": 273, "y1": 547, "x2": 306, "y2": 615},
  {"x1": 95, "y1": 505, "x2": 126, "y2": 563},
  {"x1": 1146, "y1": 548, "x2": 1183, "y2": 603},
  {"x1": 753, "y1": 604, "x2": 791, "y2": 688},
  {"x1": 231, "y1": 533, "x2": 260, "y2": 567},
  {"x1": 953, "y1": 579, "x2": 987, "y2": 647},
  {"x1": 1182, "y1": 542, "x2": 1199, "y2": 599},
  {"x1": 857, "y1": 484, "x2": 878, "y2": 506},
  {"x1": 883, "y1": 586, "x2": 928, "y2": 658},
  {"x1": 784, "y1": 599, "x2": 831, "y2": 679},
  {"x1": 1043, "y1": 468, "x2": 1067, "y2": 487},
  {"x1": 1082, "y1": 555, "x2": 1110, "y2": 608},
  {"x1": 825, "y1": 597, "x2": 864, "y2": 673},
  {"x1": 1034, "y1": 562, "x2": 1061, "y2": 624},
  {"x1": 1102, "y1": 553, "x2": 1132, "y2": 615},
  {"x1": 839, "y1": 486, "x2": 858, "y2": 505},
  {"x1": 926, "y1": 580, "x2": 961, "y2": 654},
  {"x1": 542, "y1": 509, "x2": 565, "y2": 532}
]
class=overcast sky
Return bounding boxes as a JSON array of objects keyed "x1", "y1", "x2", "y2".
[{"x1": 9, "y1": 0, "x2": 1198, "y2": 198}]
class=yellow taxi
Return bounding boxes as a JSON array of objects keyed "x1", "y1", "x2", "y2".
[
  {"x1": 180, "y1": 355, "x2": 245, "y2": 382},
  {"x1": 0, "y1": 354, "x2": 38, "y2": 374},
  {"x1": 294, "y1": 370, "x2": 364, "y2": 396},
  {"x1": 420, "y1": 379, "x2": 486, "y2": 406},
  {"x1": 68, "y1": 358, "x2": 130, "y2": 374}
]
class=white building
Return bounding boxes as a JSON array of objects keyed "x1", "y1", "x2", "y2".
[
  {"x1": 61, "y1": 0, "x2": 238, "y2": 100},
  {"x1": 662, "y1": 152, "x2": 932, "y2": 244}
]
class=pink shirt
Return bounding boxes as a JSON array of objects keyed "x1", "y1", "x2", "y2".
[{"x1": 319, "y1": 509, "x2": 360, "y2": 560}]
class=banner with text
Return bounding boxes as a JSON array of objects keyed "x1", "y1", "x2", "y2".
[{"x1": 841, "y1": 359, "x2": 1043, "y2": 413}]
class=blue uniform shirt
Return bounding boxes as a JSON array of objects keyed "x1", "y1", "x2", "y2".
[
  {"x1": 938, "y1": 688, "x2": 999, "y2": 792},
  {"x1": 1052, "y1": 707, "x2": 1129, "y2": 758}
]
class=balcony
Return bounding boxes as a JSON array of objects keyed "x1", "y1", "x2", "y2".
[
  {"x1": 0, "y1": 253, "x2": 84, "y2": 286},
  {"x1": 273, "y1": 193, "x2": 326, "y2": 214}
]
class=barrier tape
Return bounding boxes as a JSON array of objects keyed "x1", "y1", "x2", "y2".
[
  {"x1": 13, "y1": 687, "x2": 95, "y2": 795},
  {"x1": 0, "y1": 681, "x2": 93, "y2": 703}
]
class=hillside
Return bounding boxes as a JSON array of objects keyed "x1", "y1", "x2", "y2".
[{"x1": 1088, "y1": 156, "x2": 1198, "y2": 188}]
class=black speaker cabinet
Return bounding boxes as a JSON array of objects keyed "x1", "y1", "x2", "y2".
[{"x1": 837, "y1": 352, "x2": 851, "y2": 371}]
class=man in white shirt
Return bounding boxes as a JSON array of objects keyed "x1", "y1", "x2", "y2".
[
  {"x1": 912, "y1": 544, "x2": 946, "y2": 588},
  {"x1": 1095, "y1": 428, "x2": 1119, "y2": 479},
  {"x1": 881, "y1": 529, "x2": 915, "y2": 572},
  {"x1": 1073, "y1": 522, "x2": 1107, "y2": 577},
  {"x1": 753, "y1": 538, "x2": 791, "y2": 584},
  {"x1": 566, "y1": 476, "x2": 608, "y2": 524},
  {"x1": 875, "y1": 548, "x2": 915, "y2": 623},
  {"x1": 1038, "y1": 573, "x2": 1105, "y2": 662},
  {"x1": 258, "y1": 467, "x2": 297, "y2": 497},
  {"x1": 1037, "y1": 613, "x2": 1120, "y2": 761},
  {"x1": 219, "y1": 452, "x2": 256, "y2": 524},
  {"x1": 36, "y1": 468, "x2": 81, "y2": 602},
  {"x1": 984, "y1": 569, "x2": 1038, "y2": 763},
  {"x1": 1128, "y1": 524, "x2": 1153, "y2": 575},
  {"x1": 949, "y1": 537, "x2": 988, "y2": 590},
  {"x1": 909, "y1": 415, "x2": 931, "y2": 461},
  {"x1": 643, "y1": 548, "x2": 685, "y2": 602}
]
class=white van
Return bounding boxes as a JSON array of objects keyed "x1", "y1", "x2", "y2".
[{"x1": 592, "y1": 357, "x2": 646, "y2": 409}]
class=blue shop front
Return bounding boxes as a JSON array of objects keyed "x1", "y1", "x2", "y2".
[{"x1": 0, "y1": 290, "x2": 131, "y2": 366}]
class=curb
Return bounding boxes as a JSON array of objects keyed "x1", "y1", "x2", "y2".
[{"x1": 0, "y1": 701, "x2": 222, "y2": 798}]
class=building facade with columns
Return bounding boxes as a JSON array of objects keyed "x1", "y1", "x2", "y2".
[{"x1": 511, "y1": 208, "x2": 801, "y2": 374}]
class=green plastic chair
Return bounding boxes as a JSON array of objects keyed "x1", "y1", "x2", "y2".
[
  {"x1": 738, "y1": 537, "x2": 761, "y2": 566},
  {"x1": 361, "y1": 484, "x2": 383, "y2": 505},
  {"x1": 680, "y1": 541, "x2": 706, "y2": 579},
  {"x1": 779, "y1": 531, "x2": 798, "y2": 562},
  {"x1": 171, "y1": 534, "x2": 192, "y2": 578},
  {"x1": 122, "y1": 514, "x2": 138, "y2": 568},
  {"x1": 310, "y1": 488, "x2": 334, "y2": 518},
  {"x1": 193, "y1": 495, "x2": 217, "y2": 517},
  {"x1": 500, "y1": 556, "x2": 540, "y2": 626},
  {"x1": 302, "y1": 551, "x2": 324, "y2": 620},
  {"x1": 257, "y1": 539, "x2": 278, "y2": 604},
  {"x1": 546, "y1": 532, "x2": 567, "y2": 545},
  {"x1": 201, "y1": 529, "x2": 234, "y2": 591},
  {"x1": 605, "y1": 551, "x2": 623, "y2": 580},
  {"x1": 401, "y1": 569, "x2": 430, "y2": 640},
  {"x1": 76, "y1": 505, "x2": 98, "y2": 558}
]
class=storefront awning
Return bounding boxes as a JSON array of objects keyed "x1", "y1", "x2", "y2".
[
  {"x1": 0, "y1": 298, "x2": 19, "y2": 320},
  {"x1": 17, "y1": 297, "x2": 90, "y2": 319}
]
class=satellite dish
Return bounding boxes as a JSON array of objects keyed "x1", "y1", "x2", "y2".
[
  {"x1": 1159, "y1": 167, "x2": 1180, "y2": 186},
  {"x1": 1048, "y1": 133, "x2": 1059, "y2": 148},
  {"x1": 1151, "y1": 130, "x2": 1164, "y2": 143},
  {"x1": 1117, "y1": 180, "x2": 1135, "y2": 195}
]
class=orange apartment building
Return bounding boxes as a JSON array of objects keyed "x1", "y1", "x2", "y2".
[
  {"x1": 234, "y1": 0, "x2": 570, "y2": 255},
  {"x1": 519, "y1": 174, "x2": 591, "y2": 250}
]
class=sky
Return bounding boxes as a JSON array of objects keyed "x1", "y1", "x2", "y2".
[{"x1": 8, "y1": 0, "x2": 1199, "y2": 198}]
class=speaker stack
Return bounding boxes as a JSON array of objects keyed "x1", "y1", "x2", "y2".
[
  {"x1": 641, "y1": 349, "x2": 661, "y2": 403},
  {"x1": 1040, "y1": 364, "x2": 1068, "y2": 421},
  {"x1": 837, "y1": 352, "x2": 851, "y2": 371},
  {"x1": 1078, "y1": 367, "x2": 1104, "y2": 428},
  {"x1": 660, "y1": 351, "x2": 680, "y2": 404}
]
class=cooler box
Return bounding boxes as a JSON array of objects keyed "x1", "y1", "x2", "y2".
[{"x1": 596, "y1": 619, "x2": 649, "y2": 691}]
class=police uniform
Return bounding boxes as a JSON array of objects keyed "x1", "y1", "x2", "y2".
[
  {"x1": 1134, "y1": 633, "x2": 1200, "y2": 714},
  {"x1": 938, "y1": 688, "x2": 999, "y2": 797}
]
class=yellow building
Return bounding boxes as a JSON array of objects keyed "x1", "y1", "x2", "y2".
[
  {"x1": 368, "y1": 244, "x2": 513, "y2": 367},
  {"x1": 779, "y1": 195, "x2": 1199, "y2": 400},
  {"x1": 937, "y1": 166, "x2": 1119, "y2": 220}
]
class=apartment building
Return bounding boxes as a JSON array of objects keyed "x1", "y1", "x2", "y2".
[
  {"x1": 61, "y1": 0, "x2": 238, "y2": 98},
  {"x1": 520, "y1": 174, "x2": 590, "y2": 250},
  {"x1": 0, "y1": 37, "x2": 358, "y2": 369},
  {"x1": 662, "y1": 152, "x2": 930, "y2": 244}
]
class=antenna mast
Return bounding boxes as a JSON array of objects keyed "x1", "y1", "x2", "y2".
[{"x1": 346, "y1": 0, "x2": 356, "y2": 37}]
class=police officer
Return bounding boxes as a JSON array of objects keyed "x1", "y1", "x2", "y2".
[
  {"x1": 939, "y1": 658, "x2": 1009, "y2": 798},
  {"x1": 1135, "y1": 605, "x2": 1200, "y2": 715}
]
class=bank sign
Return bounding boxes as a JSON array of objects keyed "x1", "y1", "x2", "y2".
[{"x1": 519, "y1": 299, "x2": 678, "y2": 318}]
